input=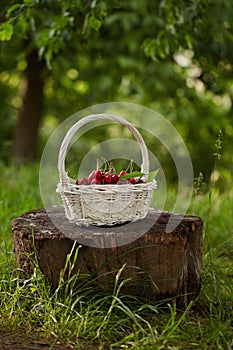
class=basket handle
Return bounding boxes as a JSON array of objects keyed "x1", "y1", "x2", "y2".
[{"x1": 58, "y1": 114, "x2": 149, "y2": 188}]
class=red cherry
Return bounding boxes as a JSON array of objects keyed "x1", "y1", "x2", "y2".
[
  {"x1": 75, "y1": 179, "x2": 79, "y2": 185},
  {"x1": 119, "y1": 170, "x2": 127, "y2": 177},
  {"x1": 136, "y1": 178, "x2": 144, "y2": 184},
  {"x1": 95, "y1": 170, "x2": 103, "y2": 181},
  {"x1": 129, "y1": 178, "x2": 136, "y2": 184},
  {"x1": 104, "y1": 174, "x2": 113, "y2": 184},
  {"x1": 111, "y1": 174, "x2": 119, "y2": 184},
  {"x1": 88, "y1": 170, "x2": 97, "y2": 182},
  {"x1": 91, "y1": 178, "x2": 101, "y2": 185},
  {"x1": 79, "y1": 177, "x2": 88, "y2": 185},
  {"x1": 117, "y1": 179, "x2": 128, "y2": 184}
]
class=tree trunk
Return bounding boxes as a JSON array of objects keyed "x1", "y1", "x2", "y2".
[
  {"x1": 12, "y1": 206, "x2": 203, "y2": 308},
  {"x1": 12, "y1": 49, "x2": 45, "y2": 162}
]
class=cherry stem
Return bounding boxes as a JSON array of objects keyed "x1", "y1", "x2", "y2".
[
  {"x1": 126, "y1": 159, "x2": 134, "y2": 173},
  {"x1": 96, "y1": 158, "x2": 100, "y2": 170}
]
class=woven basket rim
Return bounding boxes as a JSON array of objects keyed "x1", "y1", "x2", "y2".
[{"x1": 59, "y1": 179, "x2": 157, "y2": 192}]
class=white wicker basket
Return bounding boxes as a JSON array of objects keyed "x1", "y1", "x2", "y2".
[{"x1": 56, "y1": 114, "x2": 157, "y2": 226}]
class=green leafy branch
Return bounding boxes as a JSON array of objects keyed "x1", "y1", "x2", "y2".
[{"x1": 119, "y1": 169, "x2": 159, "y2": 183}]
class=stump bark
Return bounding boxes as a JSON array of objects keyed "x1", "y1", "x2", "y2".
[{"x1": 12, "y1": 206, "x2": 203, "y2": 307}]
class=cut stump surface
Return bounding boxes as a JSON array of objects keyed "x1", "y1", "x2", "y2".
[{"x1": 12, "y1": 206, "x2": 203, "y2": 307}]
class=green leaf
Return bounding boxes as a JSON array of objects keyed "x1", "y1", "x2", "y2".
[
  {"x1": 16, "y1": 16, "x2": 28, "y2": 39},
  {"x1": 89, "y1": 16, "x2": 102, "y2": 31},
  {"x1": 146, "y1": 169, "x2": 160, "y2": 183},
  {"x1": 6, "y1": 4, "x2": 21, "y2": 18},
  {"x1": 24, "y1": 0, "x2": 35, "y2": 6},
  {"x1": 0, "y1": 23, "x2": 13, "y2": 41},
  {"x1": 119, "y1": 171, "x2": 145, "y2": 180}
]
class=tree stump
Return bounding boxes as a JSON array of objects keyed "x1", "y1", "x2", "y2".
[{"x1": 12, "y1": 206, "x2": 203, "y2": 307}]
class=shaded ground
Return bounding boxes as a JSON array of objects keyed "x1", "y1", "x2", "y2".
[
  {"x1": 0, "y1": 332, "x2": 74, "y2": 350},
  {"x1": 0, "y1": 331, "x2": 106, "y2": 350}
]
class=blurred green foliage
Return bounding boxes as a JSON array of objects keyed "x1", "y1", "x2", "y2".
[{"x1": 0, "y1": 0, "x2": 232, "y2": 189}]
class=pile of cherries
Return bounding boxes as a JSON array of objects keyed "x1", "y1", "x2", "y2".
[{"x1": 76, "y1": 169, "x2": 144, "y2": 186}]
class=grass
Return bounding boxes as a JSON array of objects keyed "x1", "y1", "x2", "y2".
[{"x1": 0, "y1": 163, "x2": 233, "y2": 349}]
